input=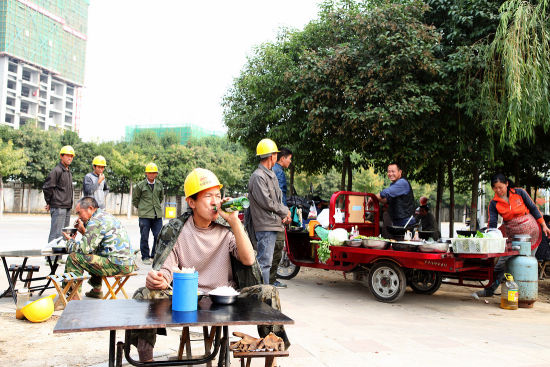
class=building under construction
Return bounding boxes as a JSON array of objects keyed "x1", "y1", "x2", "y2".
[
  {"x1": 0, "y1": 0, "x2": 89, "y2": 132},
  {"x1": 125, "y1": 124, "x2": 225, "y2": 145}
]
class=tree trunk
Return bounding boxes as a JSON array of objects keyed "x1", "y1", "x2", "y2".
[
  {"x1": 340, "y1": 159, "x2": 346, "y2": 191},
  {"x1": 470, "y1": 165, "x2": 479, "y2": 231},
  {"x1": 513, "y1": 158, "x2": 520, "y2": 186},
  {"x1": 127, "y1": 179, "x2": 133, "y2": 219},
  {"x1": 26, "y1": 184, "x2": 31, "y2": 214},
  {"x1": 346, "y1": 156, "x2": 352, "y2": 191},
  {"x1": 119, "y1": 193, "x2": 123, "y2": 215},
  {"x1": 289, "y1": 165, "x2": 295, "y2": 196},
  {"x1": 0, "y1": 175, "x2": 4, "y2": 218},
  {"x1": 176, "y1": 195, "x2": 182, "y2": 216},
  {"x1": 448, "y1": 161, "x2": 455, "y2": 237},
  {"x1": 435, "y1": 163, "x2": 444, "y2": 231}
]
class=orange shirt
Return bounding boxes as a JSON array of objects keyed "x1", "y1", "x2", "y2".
[{"x1": 487, "y1": 187, "x2": 544, "y2": 228}]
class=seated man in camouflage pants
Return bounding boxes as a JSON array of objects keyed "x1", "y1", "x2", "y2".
[
  {"x1": 62, "y1": 197, "x2": 135, "y2": 298},
  {"x1": 128, "y1": 168, "x2": 290, "y2": 362}
]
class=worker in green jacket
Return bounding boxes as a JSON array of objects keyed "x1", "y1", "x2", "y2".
[{"x1": 132, "y1": 163, "x2": 164, "y2": 265}]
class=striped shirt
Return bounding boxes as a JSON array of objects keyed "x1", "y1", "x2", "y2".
[{"x1": 159, "y1": 216, "x2": 239, "y2": 292}]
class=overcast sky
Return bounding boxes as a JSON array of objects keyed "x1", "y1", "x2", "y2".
[{"x1": 78, "y1": 0, "x2": 322, "y2": 142}]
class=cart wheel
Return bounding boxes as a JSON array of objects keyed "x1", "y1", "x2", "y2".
[
  {"x1": 409, "y1": 270, "x2": 442, "y2": 295},
  {"x1": 367, "y1": 261, "x2": 406, "y2": 303},
  {"x1": 276, "y1": 251, "x2": 300, "y2": 280}
]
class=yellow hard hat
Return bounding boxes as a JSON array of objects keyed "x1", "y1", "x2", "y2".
[
  {"x1": 21, "y1": 294, "x2": 55, "y2": 323},
  {"x1": 59, "y1": 145, "x2": 75, "y2": 156},
  {"x1": 92, "y1": 155, "x2": 106, "y2": 166},
  {"x1": 184, "y1": 168, "x2": 223, "y2": 197},
  {"x1": 145, "y1": 162, "x2": 158, "y2": 173},
  {"x1": 256, "y1": 138, "x2": 279, "y2": 157}
]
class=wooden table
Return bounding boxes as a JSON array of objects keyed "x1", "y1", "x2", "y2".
[
  {"x1": 54, "y1": 297, "x2": 294, "y2": 367},
  {"x1": 0, "y1": 248, "x2": 62, "y2": 303}
]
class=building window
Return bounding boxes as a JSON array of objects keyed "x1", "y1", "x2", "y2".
[
  {"x1": 7, "y1": 81, "x2": 16, "y2": 90},
  {"x1": 6, "y1": 97, "x2": 15, "y2": 106},
  {"x1": 22, "y1": 70, "x2": 31, "y2": 82},
  {"x1": 8, "y1": 63, "x2": 17, "y2": 73},
  {"x1": 5, "y1": 114, "x2": 14, "y2": 124}
]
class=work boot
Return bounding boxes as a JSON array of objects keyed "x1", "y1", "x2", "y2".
[{"x1": 85, "y1": 288, "x2": 103, "y2": 299}]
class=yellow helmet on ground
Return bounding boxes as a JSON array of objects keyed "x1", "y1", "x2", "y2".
[
  {"x1": 21, "y1": 294, "x2": 56, "y2": 323},
  {"x1": 256, "y1": 138, "x2": 279, "y2": 158},
  {"x1": 92, "y1": 155, "x2": 106, "y2": 166},
  {"x1": 184, "y1": 168, "x2": 223, "y2": 197},
  {"x1": 145, "y1": 162, "x2": 158, "y2": 173},
  {"x1": 59, "y1": 145, "x2": 75, "y2": 156}
]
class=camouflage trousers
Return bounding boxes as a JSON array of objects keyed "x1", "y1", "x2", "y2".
[
  {"x1": 126, "y1": 284, "x2": 290, "y2": 353},
  {"x1": 65, "y1": 252, "x2": 135, "y2": 289}
]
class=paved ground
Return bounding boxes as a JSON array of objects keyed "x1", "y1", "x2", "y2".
[{"x1": 1, "y1": 214, "x2": 550, "y2": 367}]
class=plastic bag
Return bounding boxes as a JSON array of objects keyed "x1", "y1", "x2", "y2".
[
  {"x1": 334, "y1": 208, "x2": 344, "y2": 223},
  {"x1": 307, "y1": 201, "x2": 317, "y2": 219},
  {"x1": 317, "y1": 209, "x2": 330, "y2": 228}
]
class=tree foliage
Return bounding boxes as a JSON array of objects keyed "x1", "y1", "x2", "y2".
[{"x1": 482, "y1": 0, "x2": 550, "y2": 144}]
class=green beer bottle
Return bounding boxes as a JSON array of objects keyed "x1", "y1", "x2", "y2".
[{"x1": 221, "y1": 196, "x2": 250, "y2": 213}]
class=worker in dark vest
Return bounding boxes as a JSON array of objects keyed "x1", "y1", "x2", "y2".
[{"x1": 371, "y1": 163, "x2": 416, "y2": 227}]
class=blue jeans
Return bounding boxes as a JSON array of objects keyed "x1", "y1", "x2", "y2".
[
  {"x1": 255, "y1": 231, "x2": 278, "y2": 284},
  {"x1": 48, "y1": 207, "x2": 71, "y2": 242},
  {"x1": 139, "y1": 217, "x2": 163, "y2": 260}
]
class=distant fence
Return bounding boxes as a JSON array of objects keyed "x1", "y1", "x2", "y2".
[{"x1": 1, "y1": 182, "x2": 187, "y2": 215}]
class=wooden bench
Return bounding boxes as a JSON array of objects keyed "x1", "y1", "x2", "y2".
[
  {"x1": 48, "y1": 273, "x2": 89, "y2": 310},
  {"x1": 539, "y1": 260, "x2": 550, "y2": 279},
  {"x1": 233, "y1": 350, "x2": 289, "y2": 367},
  {"x1": 101, "y1": 272, "x2": 137, "y2": 300}
]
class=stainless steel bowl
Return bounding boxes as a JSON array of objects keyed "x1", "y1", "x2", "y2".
[
  {"x1": 363, "y1": 239, "x2": 389, "y2": 250},
  {"x1": 209, "y1": 294, "x2": 238, "y2": 305},
  {"x1": 62, "y1": 227, "x2": 77, "y2": 236},
  {"x1": 348, "y1": 239, "x2": 363, "y2": 247},
  {"x1": 419, "y1": 242, "x2": 449, "y2": 253}
]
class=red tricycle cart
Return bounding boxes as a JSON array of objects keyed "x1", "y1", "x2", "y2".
[{"x1": 277, "y1": 191, "x2": 517, "y2": 302}]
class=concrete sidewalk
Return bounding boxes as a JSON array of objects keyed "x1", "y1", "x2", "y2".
[{"x1": 1, "y1": 214, "x2": 550, "y2": 366}]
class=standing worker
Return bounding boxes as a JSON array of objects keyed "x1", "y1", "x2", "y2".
[
  {"x1": 248, "y1": 139, "x2": 291, "y2": 284},
  {"x1": 370, "y1": 162, "x2": 416, "y2": 228},
  {"x1": 83, "y1": 155, "x2": 109, "y2": 209},
  {"x1": 474, "y1": 173, "x2": 550, "y2": 297},
  {"x1": 270, "y1": 147, "x2": 293, "y2": 288},
  {"x1": 132, "y1": 163, "x2": 164, "y2": 265},
  {"x1": 43, "y1": 145, "x2": 75, "y2": 243}
]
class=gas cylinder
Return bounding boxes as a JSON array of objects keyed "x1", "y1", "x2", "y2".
[
  {"x1": 508, "y1": 240, "x2": 538, "y2": 308},
  {"x1": 500, "y1": 273, "x2": 518, "y2": 310}
]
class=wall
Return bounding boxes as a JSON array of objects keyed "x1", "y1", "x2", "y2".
[{"x1": 1, "y1": 182, "x2": 187, "y2": 215}]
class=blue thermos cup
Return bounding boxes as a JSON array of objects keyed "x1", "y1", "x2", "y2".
[{"x1": 172, "y1": 271, "x2": 198, "y2": 311}]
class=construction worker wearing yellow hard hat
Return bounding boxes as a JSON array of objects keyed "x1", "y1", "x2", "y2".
[
  {"x1": 132, "y1": 162, "x2": 165, "y2": 265},
  {"x1": 43, "y1": 145, "x2": 75, "y2": 245},
  {"x1": 83, "y1": 155, "x2": 109, "y2": 209},
  {"x1": 137, "y1": 168, "x2": 291, "y2": 361},
  {"x1": 247, "y1": 138, "x2": 291, "y2": 285}
]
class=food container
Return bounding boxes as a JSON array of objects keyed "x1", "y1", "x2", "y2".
[
  {"x1": 51, "y1": 246, "x2": 67, "y2": 254},
  {"x1": 451, "y1": 237, "x2": 506, "y2": 254},
  {"x1": 391, "y1": 241, "x2": 421, "y2": 252},
  {"x1": 62, "y1": 227, "x2": 77, "y2": 236},
  {"x1": 363, "y1": 239, "x2": 389, "y2": 250},
  {"x1": 209, "y1": 294, "x2": 238, "y2": 305},
  {"x1": 345, "y1": 239, "x2": 362, "y2": 247},
  {"x1": 419, "y1": 242, "x2": 449, "y2": 253}
]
